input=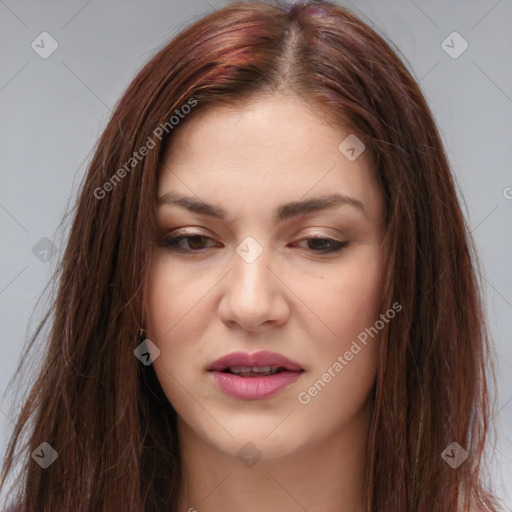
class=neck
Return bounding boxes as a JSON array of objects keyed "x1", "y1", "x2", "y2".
[{"x1": 176, "y1": 400, "x2": 371, "y2": 512}]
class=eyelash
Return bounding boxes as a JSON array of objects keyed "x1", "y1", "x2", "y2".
[{"x1": 160, "y1": 234, "x2": 349, "y2": 255}]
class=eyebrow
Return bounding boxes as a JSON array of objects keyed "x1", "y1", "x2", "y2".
[{"x1": 157, "y1": 191, "x2": 367, "y2": 223}]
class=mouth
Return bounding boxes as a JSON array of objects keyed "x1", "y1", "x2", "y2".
[
  {"x1": 208, "y1": 350, "x2": 304, "y2": 373},
  {"x1": 207, "y1": 351, "x2": 304, "y2": 400},
  {"x1": 218, "y1": 365, "x2": 292, "y2": 377}
]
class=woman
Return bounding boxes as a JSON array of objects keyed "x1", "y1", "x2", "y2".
[{"x1": 0, "y1": 1, "x2": 501, "y2": 510}]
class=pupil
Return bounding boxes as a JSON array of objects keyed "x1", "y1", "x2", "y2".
[
  {"x1": 189, "y1": 236, "x2": 206, "y2": 249},
  {"x1": 309, "y1": 238, "x2": 329, "y2": 250}
]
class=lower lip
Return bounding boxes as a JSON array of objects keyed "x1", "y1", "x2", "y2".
[{"x1": 209, "y1": 370, "x2": 303, "y2": 400}]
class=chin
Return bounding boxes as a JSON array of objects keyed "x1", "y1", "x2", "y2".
[
  {"x1": 218, "y1": 434, "x2": 305, "y2": 464},
  {"x1": 186, "y1": 412, "x2": 308, "y2": 463}
]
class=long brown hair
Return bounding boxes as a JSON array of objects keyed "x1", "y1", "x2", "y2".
[{"x1": 0, "y1": 1, "x2": 500, "y2": 510}]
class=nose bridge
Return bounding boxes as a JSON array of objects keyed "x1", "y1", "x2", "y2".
[
  {"x1": 235, "y1": 235, "x2": 266, "y2": 266},
  {"x1": 217, "y1": 234, "x2": 285, "y2": 329},
  {"x1": 232, "y1": 235, "x2": 271, "y2": 296}
]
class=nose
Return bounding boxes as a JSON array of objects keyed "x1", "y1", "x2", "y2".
[{"x1": 217, "y1": 238, "x2": 290, "y2": 332}]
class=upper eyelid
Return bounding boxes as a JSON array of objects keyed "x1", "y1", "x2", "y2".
[{"x1": 165, "y1": 229, "x2": 345, "y2": 239}]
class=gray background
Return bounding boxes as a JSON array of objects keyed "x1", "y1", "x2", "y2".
[{"x1": 1, "y1": 0, "x2": 511, "y2": 507}]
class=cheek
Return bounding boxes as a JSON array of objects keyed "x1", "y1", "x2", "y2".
[
  {"x1": 340, "y1": 252, "x2": 383, "y2": 329},
  {"x1": 304, "y1": 245, "x2": 384, "y2": 348},
  {"x1": 146, "y1": 252, "x2": 209, "y2": 341},
  {"x1": 296, "y1": 251, "x2": 383, "y2": 424},
  {"x1": 145, "y1": 252, "x2": 221, "y2": 396},
  {"x1": 145, "y1": 255, "x2": 200, "y2": 371}
]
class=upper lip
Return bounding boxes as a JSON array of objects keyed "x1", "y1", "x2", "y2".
[{"x1": 208, "y1": 350, "x2": 304, "y2": 372}]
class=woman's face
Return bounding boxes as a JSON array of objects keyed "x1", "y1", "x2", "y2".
[{"x1": 146, "y1": 93, "x2": 386, "y2": 460}]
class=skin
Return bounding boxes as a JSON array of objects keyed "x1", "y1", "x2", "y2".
[{"x1": 146, "y1": 92, "x2": 386, "y2": 512}]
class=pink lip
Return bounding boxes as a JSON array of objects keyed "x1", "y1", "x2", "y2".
[
  {"x1": 208, "y1": 350, "x2": 303, "y2": 372},
  {"x1": 208, "y1": 351, "x2": 304, "y2": 400}
]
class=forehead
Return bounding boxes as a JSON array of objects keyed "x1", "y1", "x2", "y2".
[
  {"x1": 158, "y1": 94, "x2": 383, "y2": 223},
  {"x1": 163, "y1": 93, "x2": 361, "y2": 168}
]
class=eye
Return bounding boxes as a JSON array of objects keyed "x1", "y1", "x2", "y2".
[
  {"x1": 160, "y1": 233, "x2": 349, "y2": 255},
  {"x1": 161, "y1": 234, "x2": 217, "y2": 253},
  {"x1": 293, "y1": 237, "x2": 349, "y2": 254}
]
